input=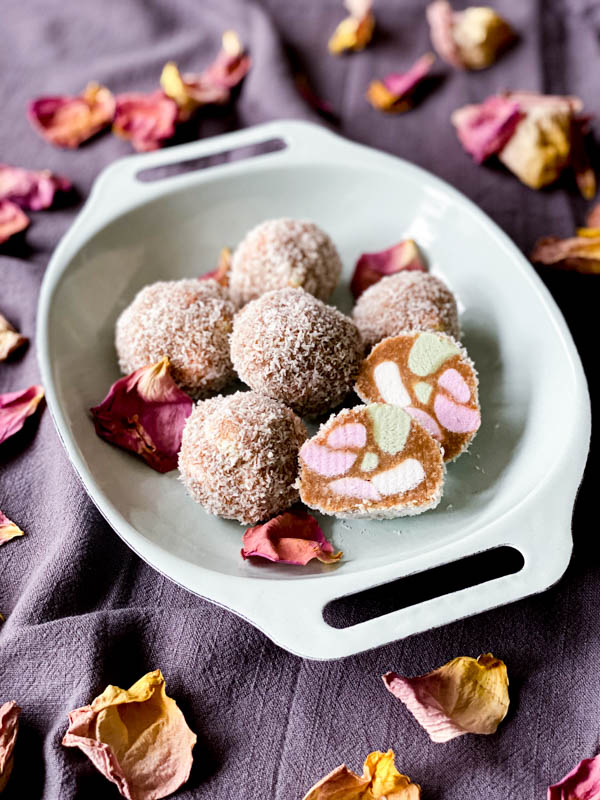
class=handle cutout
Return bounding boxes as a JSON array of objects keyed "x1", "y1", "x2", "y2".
[
  {"x1": 323, "y1": 545, "x2": 524, "y2": 629},
  {"x1": 136, "y1": 137, "x2": 286, "y2": 182}
]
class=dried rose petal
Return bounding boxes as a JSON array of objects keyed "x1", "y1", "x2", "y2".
[
  {"x1": 367, "y1": 53, "x2": 435, "y2": 113},
  {"x1": 241, "y1": 511, "x2": 342, "y2": 565},
  {"x1": 62, "y1": 669, "x2": 196, "y2": 800},
  {"x1": 453, "y1": 90, "x2": 589, "y2": 190},
  {"x1": 383, "y1": 653, "x2": 509, "y2": 743},
  {"x1": 90, "y1": 357, "x2": 193, "y2": 473},
  {"x1": 28, "y1": 83, "x2": 115, "y2": 148},
  {"x1": 498, "y1": 94, "x2": 579, "y2": 189},
  {"x1": 548, "y1": 753, "x2": 600, "y2": 799},
  {"x1": 0, "y1": 313, "x2": 27, "y2": 361},
  {"x1": 451, "y1": 96, "x2": 524, "y2": 163},
  {"x1": 0, "y1": 385, "x2": 44, "y2": 444},
  {"x1": 113, "y1": 91, "x2": 178, "y2": 152},
  {"x1": 202, "y1": 30, "x2": 251, "y2": 90},
  {"x1": 0, "y1": 510, "x2": 25, "y2": 547},
  {"x1": 303, "y1": 749, "x2": 420, "y2": 800},
  {"x1": 427, "y1": 1, "x2": 514, "y2": 70},
  {"x1": 0, "y1": 200, "x2": 29, "y2": 245},
  {"x1": 351, "y1": 239, "x2": 426, "y2": 299},
  {"x1": 0, "y1": 164, "x2": 71, "y2": 211},
  {"x1": 426, "y1": 1, "x2": 463, "y2": 67},
  {"x1": 200, "y1": 247, "x2": 231, "y2": 287},
  {"x1": 328, "y1": 0, "x2": 375, "y2": 55},
  {"x1": 531, "y1": 234, "x2": 600, "y2": 274},
  {"x1": 587, "y1": 204, "x2": 600, "y2": 228},
  {"x1": 161, "y1": 31, "x2": 251, "y2": 121},
  {"x1": 0, "y1": 702, "x2": 20, "y2": 793}
]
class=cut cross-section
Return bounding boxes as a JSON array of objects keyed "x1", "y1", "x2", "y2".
[
  {"x1": 355, "y1": 331, "x2": 481, "y2": 461},
  {"x1": 298, "y1": 404, "x2": 444, "y2": 519}
]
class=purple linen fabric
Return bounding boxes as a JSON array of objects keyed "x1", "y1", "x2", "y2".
[{"x1": 1, "y1": 1, "x2": 598, "y2": 798}]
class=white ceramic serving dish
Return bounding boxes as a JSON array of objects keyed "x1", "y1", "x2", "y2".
[{"x1": 37, "y1": 120, "x2": 590, "y2": 660}]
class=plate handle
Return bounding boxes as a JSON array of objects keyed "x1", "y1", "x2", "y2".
[
  {"x1": 243, "y1": 478, "x2": 577, "y2": 660},
  {"x1": 89, "y1": 120, "x2": 346, "y2": 203}
]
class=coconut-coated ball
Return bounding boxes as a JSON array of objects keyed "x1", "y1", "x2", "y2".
[
  {"x1": 178, "y1": 391, "x2": 307, "y2": 524},
  {"x1": 115, "y1": 278, "x2": 235, "y2": 399},
  {"x1": 352, "y1": 272, "x2": 460, "y2": 349},
  {"x1": 229, "y1": 218, "x2": 342, "y2": 306},
  {"x1": 231, "y1": 288, "x2": 363, "y2": 416}
]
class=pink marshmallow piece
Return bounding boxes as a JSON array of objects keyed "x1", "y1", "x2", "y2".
[
  {"x1": 438, "y1": 368, "x2": 470, "y2": 403},
  {"x1": 434, "y1": 394, "x2": 481, "y2": 433},
  {"x1": 405, "y1": 407, "x2": 443, "y2": 441},
  {"x1": 327, "y1": 423, "x2": 367, "y2": 449},
  {"x1": 300, "y1": 441, "x2": 357, "y2": 477}
]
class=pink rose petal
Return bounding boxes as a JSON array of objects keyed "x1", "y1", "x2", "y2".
[
  {"x1": 113, "y1": 91, "x2": 178, "y2": 152},
  {"x1": 161, "y1": 32, "x2": 251, "y2": 121},
  {"x1": 405, "y1": 407, "x2": 443, "y2": 441},
  {"x1": 0, "y1": 509, "x2": 25, "y2": 547},
  {"x1": 201, "y1": 31, "x2": 252, "y2": 91},
  {"x1": 62, "y1": 670, "x2": 196, "y2": 800},
  {"x1": 0, "y1": 200, "x2": 29, "y2": 245},
  {"x1": 451, "y1": 96, "x2": 524, "y2": 163},
  {"x1": 350, "y1": 239, "x2": 426, "y2": 299},
  {"x1": 434, "y1": 393, "x2": 480, "y2": 433},
  {"x1": 383, "y1": 654, "x2": 509, "y2": 743},
  {"x1": 28, "y1": 83, "x2": 116, "y2": 148},
  {"x1": 384, "y1": 53, "x2": 435, "y2": 98},
  {"x1": 426, "y1": 0, "x2": 463, "y2": 68},
  {"x1": 327, "y1": 423, "x2": 367, "y2": 449},
  {"x1": 241, "y1": 511, "x2": 342, "y2": 565},
  {"x1": 200, "y1": 247, "x2": 231, "y2": 287},
  {"x1": 0, "y1": 164, "x2": 71, "y2": 211},
  {"x1": 0, "y1": 701, "x2": 21, "y2": 793},
  {"x1": 90, "y1": 357, "x2": 193, "y2": 473},
  {"x1": 0, "y1": 385, "x2": 44, "y2": 444},
  {"x1": 438, "y1": 368, "x2": 470, "y2": 403},
  {"x1": 368, "y1": 53, "x2": 435, "y2": 113},
  {"x1": 548, "y1": 754, "x2": 600, "y2": 800},
  {"x1": 299, "y1": 441, "x2": 357, "y2": 477},
  {"x1": 328, "y1": 477, "x2": 382, "y2": 501}
]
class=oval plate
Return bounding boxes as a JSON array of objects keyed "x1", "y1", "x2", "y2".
[{"x1": 37, "y1": 120, "x2": 590, "y2": 660}]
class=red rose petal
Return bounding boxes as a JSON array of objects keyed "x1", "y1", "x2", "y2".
[
  {"x1": 90, "y1": 357, "x2": 193, "y2": 472},
  {"x1": 28, "y1": 83, "x2": 115, "y2": 148},
  {"x1": 113, "y1": 91, "x2": 178, "y2": 152},
  {"x1": 241, "y1": 510, "x2": 342, "y2": 565},
  {"x1": 351, "y1": 239, "x2": 426, "y2": 299}
]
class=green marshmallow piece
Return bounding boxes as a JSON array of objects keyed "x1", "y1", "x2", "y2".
[
  {"x1": 361, "y1": 451, "x2": 379, "y2": 472},
  {"x1": 414, "y1": 381, "x2": 433, "y2": 404},
  {"x1": 367, "y1": 404, "x2": 411, "y2": 455},
  {"x1": 408, "y1": 332, "x2": 460, "y2": 376}
]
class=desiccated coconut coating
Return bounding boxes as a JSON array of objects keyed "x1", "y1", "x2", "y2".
[
  {"x1": 352, "y1": 272, "x2": 460, "y2": 349},
  {"x1": 115, "y1": 278, "x2": 235, "y2": 399},
  {"x1": 229, "y1": 218, "x2": 343, "y2": 306},
  {"x1": 230, "y1": 288, "x2": 364, "y2": 417},
  {"x1": 178, "y1": 391, "x2": 307, "y2": 524}
]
